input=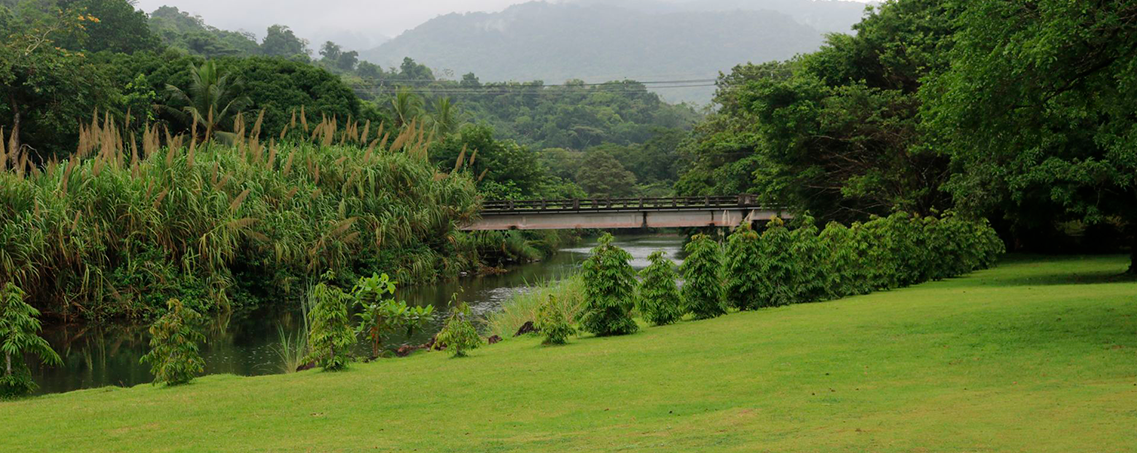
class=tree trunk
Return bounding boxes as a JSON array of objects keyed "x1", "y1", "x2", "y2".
[
  {"x1": 5, "y1": 352, "x2": 11, "y2": 377},
  {"x1": 8, "y1": 93, "x2": 19, "y2": 157}
]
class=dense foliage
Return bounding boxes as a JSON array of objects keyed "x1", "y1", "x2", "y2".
[
  {"x1": 723, "y1": 223, "x2": 762, "y2": 311},
  {"x1": 0, "y1": 120, "x2": 477, "y2": 321},
  {"x1": 680, "y1": 234, "x2": 725, "y2": 319},
  {"x1": 677, "y1": 0, "x2": 955, "y2": 223},
  {"x1": 739, "y1": 214, "x2": 1005, "y2": 308},
  {"x1": 0, "y1": 283, "x2": 61, "y2": 397},
  {"x1": 920, "y1": 0, "x2": 1137, "y2": 273},
  {"x1": 677, "y1": 0, "x2": 1134, "y2": 264},
  {"x1": 579, "y1": 234, "x2": 638, "y2": 336},
  {"x1": 436, "y1": 300, "x2": 481, "y2": 357},
  {"x1": 535, "y1": 295, "x2": 577, "y2": 345},
  {"x1": 139, "y1": 298, "x2": 205, "y2": 386},
  {"x1": 306, "y1": 278, "x2": 355, "y2": 371},
  {"x1": 637, "y1": 251, "x2": 682, "y2": 326}
]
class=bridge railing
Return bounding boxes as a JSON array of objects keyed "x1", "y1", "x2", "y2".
[{"x1": 481, "y1": 195, "x2": 765, "y2": 213}]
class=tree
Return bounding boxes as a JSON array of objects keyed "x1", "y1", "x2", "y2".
[
  {"x1": 426, "y1": 97, "x2": 459, "y2": 138},
  {"x1": 319, "y1": 41, "x2": 342, "y2": 65},
  {"x1": 580, "y1": 233, "x2": 638, "y2": 336},
  {"x1": 352, "y1": 273, "x2": 433, "y2": 359},
  {"x1": 261, "y1": 24, "x2": 308, "y2": 58},
  {"x1": 757, "y1": 218, "x2": 801, "y2": 307},
  {"x1": 437, "y1": 299, "x2": 481, "y2": 357},
  {"x1": 390, "y1": 86, "x2": 423, "y2": 129},
  {"x1": 574, "y1": 150, "x2": 637, "y2": 198},
  {"x1": 433, "y1": 125, "x2": 544, "y2": 199},
  {"x1": 920, "y1": 0, "x2": 1137, "y2": 274},
  {"x1": 677, "y1": 1, "x2": 958, "y2": 223},
  {"x1": 680, "y1": 234, "x2": 725, "y2": 319},
  {"x1": 162, "y1": 60, "x2": 250, "y2": 139},
  {"x1": 306, "y1": 279, "x2": 355, "y2": 371},
  {"x1": 139, "y1": 299, "x2": 205, "y2": 386},
  {"x1": 0, "y1": 283, "x2": 62, "y2": 398},
  {"x1": 724, "y1": 223, "x2": 762, "y2": 310},
  {"x1": 57, "y1": 0, "x2": 161, "y2": 54},
  {"x1": 638, "y1": 251, "x2": 683, "y2": 326},
  {"x1": 535, "y1": 294, "x2": 576, "y2": 345},
  {"x1": 0, "y1": 6, "x2": 114, "y2": 158}
]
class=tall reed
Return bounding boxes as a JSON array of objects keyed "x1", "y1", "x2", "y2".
[{"x1": 0, "y1": 113, "x2": 479, "y2": 321}]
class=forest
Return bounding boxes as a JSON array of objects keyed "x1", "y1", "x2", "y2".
[{"x1": 1, "y1": 0, "x2": 1135, "y2": 322}]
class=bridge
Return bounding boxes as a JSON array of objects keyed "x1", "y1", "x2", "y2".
[{"x1": 463, "y1": 195, "x2": 787, "y2": 231}]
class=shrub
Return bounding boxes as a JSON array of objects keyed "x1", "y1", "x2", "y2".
[
  {"x1": 580, "y1": 233, "x2": 639, "y2": 336},
  {"x1": 306, "y1": 279, "x2": 355, "y2": 371},
  {"x1": 140, "y1": 299, "x2": 206, "y2": 386},
  {"x1": 535, "y1": 295, "x2": 577, "y2": 345},
  {"x1": 0, "y1": 283, "x2": 62, "y2": 398},
  {"x1": 437, "y1": 299, "x2": 482, "y2": 357},
  {"x1": 818, "y1": 222, "x2": 859, "y2": 299},
  {"x1": 724, "y1": 224, "x2": 762, "y2": 311},
  {"x1": 790, "y1": 217, "x2": 826, "y2": 303},
  {"x1": 352, "y1": 273, "x2": 434, "y2": 358},
  {"x1": 638, "y1": 251, "x2": 683, "y2": 325},
  {"x1": 681, "y1": 233, "x2": 726, "y2": 319},
  {"x1": 756, "y1": 218, "x2": 799, "y2": 307}
]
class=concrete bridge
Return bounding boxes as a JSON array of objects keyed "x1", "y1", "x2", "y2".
[{"x1": 462, "y1": 195, "x2": 788, "y2": 231}]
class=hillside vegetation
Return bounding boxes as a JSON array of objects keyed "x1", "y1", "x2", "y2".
[{"x1": 1, "y1": 256, "x2": 1134, "y2": 451}]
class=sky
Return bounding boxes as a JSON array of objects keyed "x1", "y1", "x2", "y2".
[
  {"x1": 133, "y1": 0, "x2": 547, "y2": 51},
  {"x1": 133, "y1": 0, "x2": 874, "y2": 52}
]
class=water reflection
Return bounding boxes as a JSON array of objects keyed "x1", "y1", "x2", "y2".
[{"x1": 30, "y1": 234, "x2": 686, "y2": 395}]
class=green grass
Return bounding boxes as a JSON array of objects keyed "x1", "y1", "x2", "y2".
[{"x1": 3, "y1": 255, "x2": 1136, "y2": 452}]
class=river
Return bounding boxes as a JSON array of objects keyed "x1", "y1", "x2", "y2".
[{"x1": 29, "y1": 234, "x2": 686, "y2": 395}]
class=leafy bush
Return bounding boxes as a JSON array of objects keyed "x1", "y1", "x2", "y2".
[
  {"x1": 580, "y1": 233, "x2": 639, "y2": 336},
  {"x1": 352, "y1": 273, "x2": 434, "y2": 358},
  {"x1": 724, "y1": 224, "x2": 762, "y2": 311},
  {"x1": 817, "y1": 222, "x2": 860, "y2": 299},
  {"x1": 756, "y1": 218, "x2": 799, "y2": 308},
  {"x1": 681, "y1": 233, "x2": 726, "y2": 319},
  {"x1": 140, "y1": 299, "x2": 206, "y2": 386},
  {"x1": 0, "y1": 283, "x2": 62, "y2": 398},
  {"x1": 306, "y1": 279, "x2": 355, "y2": 371},
  {"x1": 437, "y1": 300, "x2": 482, "y2": 357},
  {"x1": 790, "y1": 217, "x2": 826, "y2": 303},
  {"x1": 638, "y1": 251, "x2": 683, "y2": 325},
  {"x1": 535, "y1": 295, "x2": 577, "y2": 345}
]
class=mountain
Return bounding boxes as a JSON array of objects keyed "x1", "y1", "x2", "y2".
[{"x1": 361, "y1": 1, "x2": 867, "y2": 103}]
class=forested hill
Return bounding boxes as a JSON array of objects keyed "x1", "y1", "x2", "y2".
[{"x1": 361, "y1": 1, "x2": 859, "y2": 104}]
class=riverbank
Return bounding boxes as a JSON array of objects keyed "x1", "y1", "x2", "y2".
[{"x1": 3, "y1": 255, "x2": 1135, "y2": 451}]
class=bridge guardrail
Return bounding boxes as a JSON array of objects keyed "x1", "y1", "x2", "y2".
[{"x1": 481, "y1": 195, "x2": 769, "y2": 213}]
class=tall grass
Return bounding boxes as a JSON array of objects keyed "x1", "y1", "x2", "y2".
[
  {"x1": 486, "y1": 276, "x2": 585, "y2": 338},
  {"x1": 0, "y1": 114, "x2": 479, "y2": 321}
]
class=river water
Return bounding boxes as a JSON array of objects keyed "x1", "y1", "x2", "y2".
[{"x1": 30, "y1": 234, "x2": 686, "y2": 395}]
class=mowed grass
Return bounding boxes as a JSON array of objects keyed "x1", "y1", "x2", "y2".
[{"x1": 3, "y1": 256, "x2": 1136, "y2": 452}]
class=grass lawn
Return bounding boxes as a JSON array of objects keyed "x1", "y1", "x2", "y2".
[{"x1": 3, "y1": 255, "x2": 1136, "y2": 452}]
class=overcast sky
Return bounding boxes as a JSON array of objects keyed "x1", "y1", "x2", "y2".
[
  {"x1": 133, "y1": 0, "x2": 873, "y2": 51},
  {"x1": 133, "y1": 0, "x2": 549, "y2": 50}
]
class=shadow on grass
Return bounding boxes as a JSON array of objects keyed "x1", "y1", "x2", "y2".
[{"x1": 993, "y1": 255, "x2": 1136, "y2": 287}]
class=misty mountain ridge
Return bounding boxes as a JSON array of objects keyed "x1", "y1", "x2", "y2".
[{"x1": 361, "y1": 0, "x2": 869, "y2": 103}]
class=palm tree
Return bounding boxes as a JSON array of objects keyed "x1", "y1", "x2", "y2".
[
  {"x1": 163, "y1": 61, "x2": 251, "y2": 141},
  {"x1": 390, "y1": 87, "x2": 423, "y2": 130},
  {"x1": 426, "y1": 97, "x2": 460, "y2": 137}
]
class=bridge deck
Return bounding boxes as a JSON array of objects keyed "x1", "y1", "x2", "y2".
[{"x1": 466, "y1": 195, "x2": 786, "y2": 231}]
